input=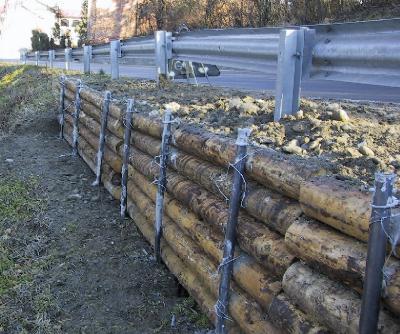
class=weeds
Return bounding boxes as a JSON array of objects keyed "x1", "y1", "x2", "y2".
[{"x1": 172, "y1": 297, "x2": 210, "y2": 328}]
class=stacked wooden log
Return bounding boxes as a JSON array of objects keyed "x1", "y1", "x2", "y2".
[{"x1": 61, "y1": 79, "x2": 400, "y2": 334}]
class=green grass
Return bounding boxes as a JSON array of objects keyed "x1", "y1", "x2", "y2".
[
  {"x1": 172, "y1": 297, "x2": 210, "y2": 328},
  {"x1": 0, "y1": 176, "x2": 42, "y2": 223}
]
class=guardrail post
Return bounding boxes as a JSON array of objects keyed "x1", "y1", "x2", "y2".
[
  {"x1": 155, "y1": 31, "x2": 172, "y2": 84},
  {"x1": 274, "y1": 28, "x2": 309, "y2": 121},
  {"x1": 110, "y1": 40, "x2": 121, "y2": 80},
  {"x1": 35, "y1": 51, "x2": 39, "y2": 66},
  {"x1": 65, "y1": 48, "x2": 72, "y2": 71},
  {"x1": 20, "y1": 50, "x2": 27, "y2": 65},
  {"x1": 83, "y1": 45, "x2": 92, "y2": 74},
  {"x1": 49, "y1": 50, "x2": 55, "y2": 68},
  {"x1": 215, "y1": 128, "x2": 251, "y2": 334},
  {"x1": 359, "y1": 172, "x2": 396, "y2": 334}
]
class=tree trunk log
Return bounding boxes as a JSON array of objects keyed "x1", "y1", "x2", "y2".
[
  {"x1": 127, "y1": 202, "x2": 242, "y2": 334},
  {"x1": 268, "y1": 293, "x2": 330, "y2": 334},
  {"x1": 127, "y1": 192, "x2": 282, "y2": 334},
  {"x1": 128, "y1": 169, "x2": 282, "y2": 309},
  {"x1": 124, "y1": 145, "x2": 295, "y2": 277},
  {"x1": 131, "y1": 131, "x2": 302, "y2": 235},
  {"x1": 282, "y1": 262, "x2": 400, "y2": 334},
  {"x1": 299, "y1": 176, "x2": 371, "y2": 242},
  {"x1": 285, "y1": 217, "x2": 400, "y2": 316}
]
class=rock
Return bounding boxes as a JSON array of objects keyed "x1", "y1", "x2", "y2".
[
  {"x1": 332, "y1": 109, "x2": 350, "y2": 123},
  {"x1": 346, "y1": 147, "x2": 362, "y2": 158},
  {"x1": 326, "y1": 102, "x2": 341, "y2": 112},
  {"x1": 164, "y1": 102, "x2": 181, "y2": 112},
  {"x1": 5, "y1": 158, "x2": 14, "y2": 163},
  {"x1": 228, "y1": 97, "x2": 242, "y2": 110},
  {"x1": 292, "y1": 123, "x2": 305, "y2": 133},
  {"x1": 358, "y1": 142, "x2": 375, "y2": 157},
  {"x1": 242, "y1": 96, "x2": 255, "y2": 104},
  {"x1": 68, "y1": 193, "x2": 82, "y2": 200},
  {"x1": 149, "y1": 110, "x2": 160, "y2": 118},
  {"x1": 239, "y1": 102, "x2": 260, "y2": 115},
  {"x1": 283, "y1": 139, "x2": 303, "y2": 155},
  {"x1": 303, "y1": 137, "x2": 310, "y2": 144},
  {"x1": 341, "y1": 124, "x2": 353, "y2": 132},
  {"x1": 296, "y1": 110, "x2": 304, "y2": 119},
  {"x1": 91, "y1": 195, "x2": 100, "y2": 202},
  {"x1": 309, "y1": 138, "x2": 322, "y2": 150}
]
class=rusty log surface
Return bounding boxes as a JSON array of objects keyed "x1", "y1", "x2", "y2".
[{"x1": 282, "y1": 262, "x2": 400, "y2": 334}]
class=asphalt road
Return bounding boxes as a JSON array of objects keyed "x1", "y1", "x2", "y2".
[{"x1": 13, "y1": 60, "x2": 400, "y2": 103}]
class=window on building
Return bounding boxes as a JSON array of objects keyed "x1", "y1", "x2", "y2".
[{"x1": 72, "y1": 20, "x2": 80, "y2": 28}]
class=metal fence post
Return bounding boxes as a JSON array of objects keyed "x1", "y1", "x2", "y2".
[
  {"x1": 72, "y1": 80, "x2": 83, "y2": 156},
  {"x1": 155, "y1": 31, "x2": 172, "y2": 84},
  {"x1": 154, "y1": 110, "x2": 173, "y2": 262},
  {"x1": 215, "y1": 128, "x2": 251, "y2": 334},
  {"x1": 93, "y1": 91, "x2": 112, "y2": 186},
  {"x1": 59, "y1": 75, "x2": 66, "y2": 139},
  {"x1": 359, "y1": 172, "x2": 396, "y2": 334},
  {"x1": 274, "y1": 28, "x2": 307, "y2": 121},
  {"x1": 35, "y1": 51, "x2": 39, "y2": 66},
  {"x1": 83, "y1": 45, "x2": 92, "y2": 74},
  {"x1": 65, "y1": 48, "x2": 72, "y2": 71},
  {"x1": 110, "y1": 40, "x2": 121, "y2": 80},
  {"x1": 120, "y1": 99, "x2": 135, "y2": 218},
  {"x1": 49, "y1": 50, "x2": 55, "y2": 68}
]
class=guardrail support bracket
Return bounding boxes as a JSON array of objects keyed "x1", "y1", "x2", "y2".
[
  {"x1": 110, "y1": 40, "x2": 121, "y2": 80},
  {"x1": 84, "y1": 45, "x2": 92, "y2": 74},
  {"x1": 155, "y1": 31, "x2": 172, "y2": 84}
]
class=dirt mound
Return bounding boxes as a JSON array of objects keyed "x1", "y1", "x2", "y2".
[{"x1": 78, "y1": 75, "x2": 400, "y2": 189}]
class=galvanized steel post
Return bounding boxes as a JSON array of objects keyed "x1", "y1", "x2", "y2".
[
  {"x1": 93, "y1": 91, "x2": 112, "y2": 186},
  {"x1": 83, "y1": 45, "x2": 92, "y2": 74},
  {"x1": 155, "y1": 31, "x2": 172, "y2": 84},
  {"x1": 274, "y1": 29, "x2": 306, "y2": 121},
  {"x1": 110, "y1": 40, "x2": 121, "y2": 80},
  {"x1": 215, "y1": 128, "x2": 251, "y2": 334},
  {"x1": 59, "y1": 76, "x2": 66, "y2": 139},
  {"x1": 65, "y1": 48, "x2": 72, "y2": 70},
  {"x1": 35, "y1": 51, "x2": 39, "y2": 66},
  {"x1": 359, "y1": 172, "x2": 396, "y2": 334},
  {"x1": 120, "y1": 99, "x2": 135, "y2": 218},
  {"x1": 49, "y1": 50, "x2": 55, "y2": 68},
  {"x1": 154, "y1": 110, "x2": 173, "y2": 262},
  {"x1": 72, "y1": 80, "x2": 83, "y2": 156}
]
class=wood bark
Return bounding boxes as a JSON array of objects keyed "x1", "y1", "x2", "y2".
[
  {"x1": 65, "y1": 93, "x2": 123, "y2": 138},
  {"x1": 124, "y1": 145, "x2": 295, "y2": 277},
  {"x1": 64, "y1": 115, "x2": 123, "y2": 174},
  {"x1": 127, "y1": 202, "x2": 242, "y2": 333},
  {"x1": 64, "y1": 102, "x2": 123, "y2": 153},
  {"x1": 285, "y1": 217, "x2": 400, "y2": 316},
  {"x1": 268, "y1": 293, "x2": 330, "y2": 334},
  {"x1": 63, "y1": 123, "x2": 122, "y2": 200},
  {"x1": 282, "y1": 262, "x2": 400, "y2": 334},
  {"x1": 127, "y1": 191, "x2": 282, "y2": 334},
  {"x1": 128, "y1": 169, "x2": 282, "y2": 309},
  {"x1": 131, "y1": 131, "x2": 302, "y2": 235},
  {"x1": 172, "y1": 125, "x2": 327, "y2": 200},
  {"x1": 299, "y1": 176, "x2": 371, "y2": 242}
]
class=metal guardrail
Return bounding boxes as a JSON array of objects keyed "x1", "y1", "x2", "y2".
[
  {"x1": 172, "y1": 27, "x2": 281, "y2": 74},
  {"x1": 310, "y1": 19, "x2": 400, "y2": 87},
  {"x1": 21, "y1": 18, "x2": 400, "y2": 120}
]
